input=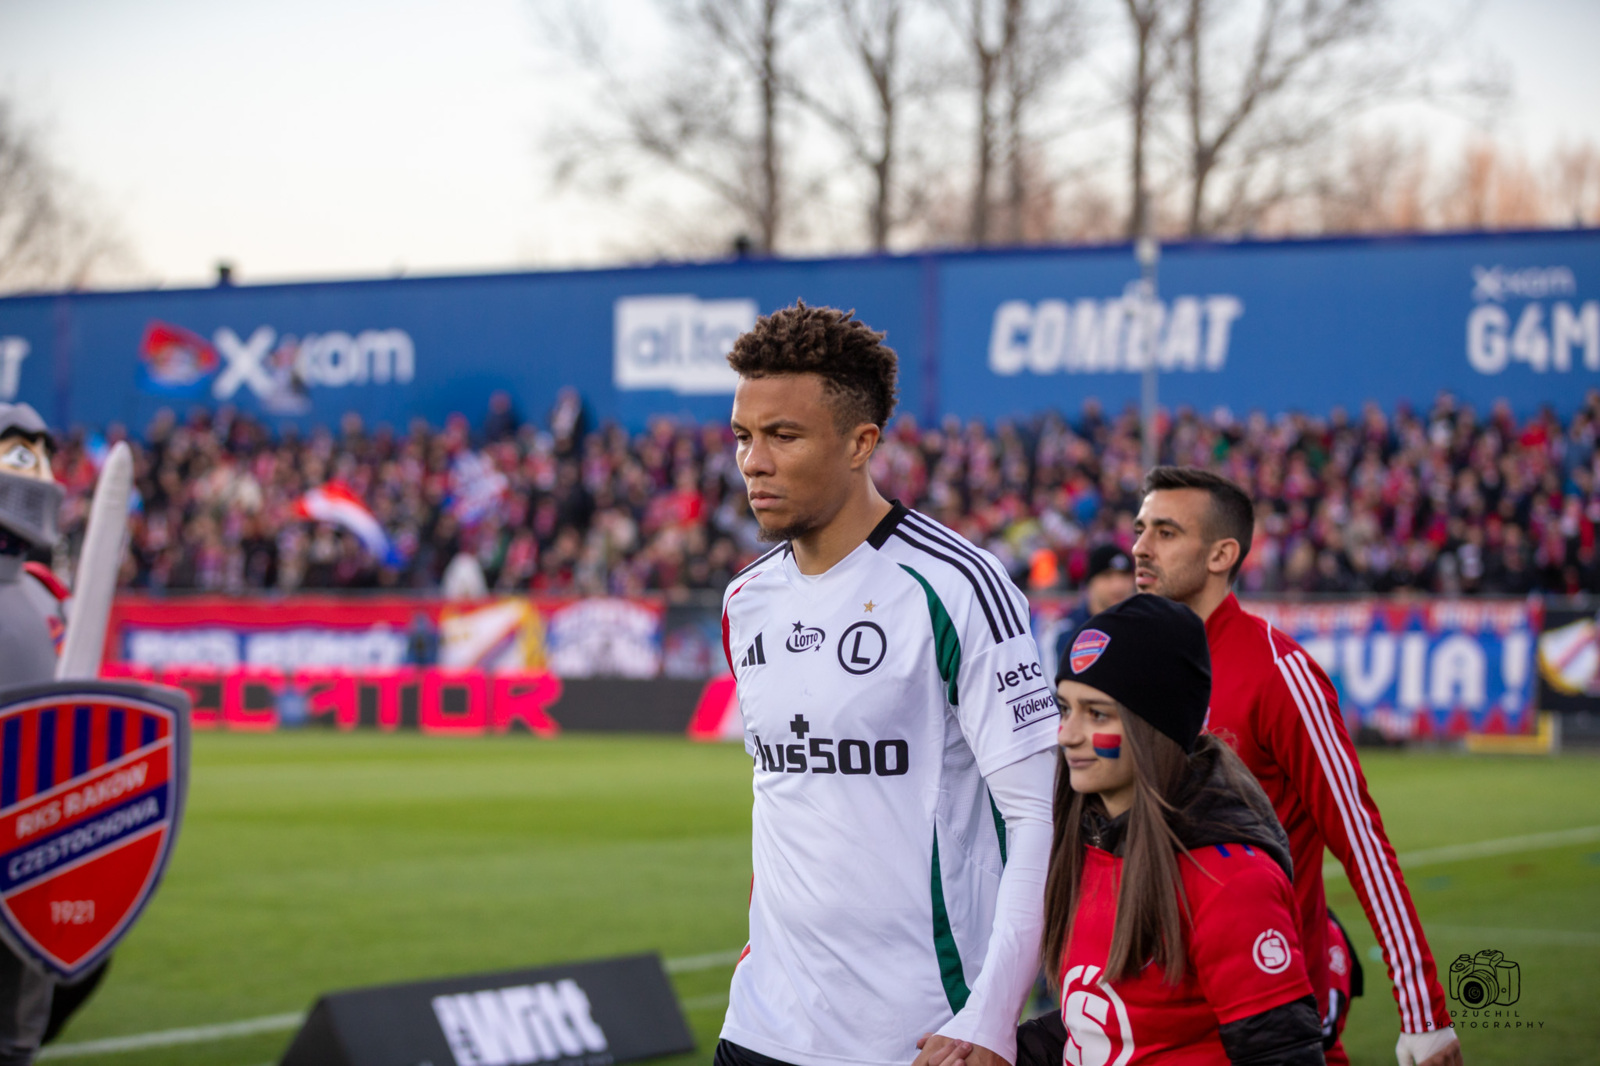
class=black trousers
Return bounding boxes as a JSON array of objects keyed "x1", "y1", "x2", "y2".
[{"x1": 713, "y1": 1040, "x2": 802, "y2": 1066}]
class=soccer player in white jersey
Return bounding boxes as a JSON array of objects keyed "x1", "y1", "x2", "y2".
[{"x1": 716, "y1": 303, "x2": 1057, "y2": 1066}]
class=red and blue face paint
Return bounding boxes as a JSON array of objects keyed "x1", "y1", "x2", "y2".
[{"x1": 1091, "y1": 733, "x2": 1122, "y2": 758}]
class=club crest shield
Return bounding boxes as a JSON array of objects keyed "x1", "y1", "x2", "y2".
[
  {"x1": 1069, "y1": 629, "x2": 1111, "y2": 674},
  {"x1": 0, "y1": 680, "x2": 190, "y2": 979}
]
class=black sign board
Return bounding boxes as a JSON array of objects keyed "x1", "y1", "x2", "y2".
[{"x1": 280, "y1": 953, "x2": 695, "y2": 1066}]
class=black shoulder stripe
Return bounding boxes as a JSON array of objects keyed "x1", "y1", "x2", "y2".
[
  {"x1": 866, "y1": 500, "x2": 910, "y2": 549},
  {"x1": 905, "y1": 513, "x2": 1026, "y2": 636},
  {"x1": 892, "y1": 527, "x2": 1006, "y2": 644},
  {"x1": 904, "y1": 512, "x2": 1027, "y2": 638},
  {"x1": 732, "y1": 542, "x2": 788, "y2": 581}
]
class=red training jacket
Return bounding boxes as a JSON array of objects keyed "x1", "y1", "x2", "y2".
[{"x1": 1204, "y1": 593, "x2": 1452, "y2": 1034}]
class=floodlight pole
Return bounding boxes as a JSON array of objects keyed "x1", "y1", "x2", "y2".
[{"x1": 1136, "y1": 197, "x2": 1161, "y2": 474}]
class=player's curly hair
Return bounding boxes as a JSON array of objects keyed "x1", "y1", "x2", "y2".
[{"x1": 727, "y1": 301, "x2": 898, "y2": 431}]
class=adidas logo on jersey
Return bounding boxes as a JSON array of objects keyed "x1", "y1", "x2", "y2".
[{"x1": 741, "y1": 634, "x2": 767, "y2": 668}]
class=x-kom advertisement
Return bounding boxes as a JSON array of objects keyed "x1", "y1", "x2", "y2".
[{"x1": 0, "y1": 228, "x2": 1596, "y2": 430}]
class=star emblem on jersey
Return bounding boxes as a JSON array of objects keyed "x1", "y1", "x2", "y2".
[
  {"x1": 1069, "y1": 628, "x2": 1111, "y2": 674},
  {"x1": 837, "y1": 621, "x2": 886, "y2": 675},
  {"x1": 862, "y1": 600, "x2": 875, "y2": 613},
  {"x1": 785, "y1": 621, "x2": 825, "y2": 653}
]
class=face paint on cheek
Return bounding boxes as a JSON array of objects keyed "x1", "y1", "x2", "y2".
[{"x1": 1091, "y1": 733, "x2": 1121, "y2": 759}]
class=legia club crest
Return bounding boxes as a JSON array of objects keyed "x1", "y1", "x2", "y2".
[{"x1": 0, "y1": 680, "x2": 190, "y2": 979}]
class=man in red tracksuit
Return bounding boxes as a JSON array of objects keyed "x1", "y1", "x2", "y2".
[{"x1": 1131, "y1": 467, "x2": 1461, "y2": 1066}]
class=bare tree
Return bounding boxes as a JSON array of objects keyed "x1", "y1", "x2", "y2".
[
  {"x1": 1306, "y1": 129, "x2": 1432, "y2": 234},
  {"x1": 0, "y1": 99, "x2": 125, "y2": 293},
  {"x1": 1437, "y1": 138, "x2": 1547, "y2": 231},
  {"x1": 1167, "y1": 0, "x2": 1501, "y2": 237},
  {"x1": 996, "y1": 0, "x2": 1084, "y2": 242},
  {"x1": 546, "y1": 0, "x2": 802, "y2": 253},
  {"x1": 1119, "y1": 0, "x2": 1175, "y2": 239},
  {"x1": 1550, "y1": 141, "x2": 1600, "y2": 228},
  {"x1": 937, "y1": 0, "x2": 1082, "y2": 245},
  {"x1": 786, "y1": 0, "x2": 916, "y2": 251}
]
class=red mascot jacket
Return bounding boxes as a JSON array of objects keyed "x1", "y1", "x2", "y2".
[
  {"x1": 1204, "y1": 593, "x2": 1452, "y2": 1035},
  {"x1": 1059, "y1": 842, "x2": 1312, "y2": 1063}
]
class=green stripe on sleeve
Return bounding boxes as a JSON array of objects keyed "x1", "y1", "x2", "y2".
[
  {"x1": 900, "y1": 563, "x2": 962, "y2": 706},
  {"x1": 930, "y1": 829, "x2": 970, "y2": 1013}
]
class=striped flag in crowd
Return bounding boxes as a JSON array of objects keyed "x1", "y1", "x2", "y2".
[{"x1": 294, "y1": 481, "x2": 402, "y2": 566}]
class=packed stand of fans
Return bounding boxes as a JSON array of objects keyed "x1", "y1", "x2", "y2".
[{"x1": 49, "y1": 387, "x2": 1600, "y2": 598}]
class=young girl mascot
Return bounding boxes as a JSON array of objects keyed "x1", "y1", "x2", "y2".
[{"x1": 1019, "y1": 593, "x2": 1326, "y2": 1065}]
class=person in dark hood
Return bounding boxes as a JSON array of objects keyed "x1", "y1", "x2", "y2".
[{"x1": 939, "y1": 594, "x2": 1324, "y2": 1066}]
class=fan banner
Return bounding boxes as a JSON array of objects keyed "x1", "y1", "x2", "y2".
[
  {"x1": 0, "y1": 680, "x2": 190, "y2": 979},
  {"x1": 1029, "y1": 596, "x2": 1542, "y2": 738},
  {"x1": 105, "y1": 595, "x2": 661, "y2": 679}
]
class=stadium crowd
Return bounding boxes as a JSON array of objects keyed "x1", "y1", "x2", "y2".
[{"x1": 49, "y1": 386, "x2": 1600, "y2": 598}]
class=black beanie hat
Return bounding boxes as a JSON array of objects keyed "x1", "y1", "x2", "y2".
[{"x1": 1056, "y1": 593, "x2": 1211, "y2": 753}]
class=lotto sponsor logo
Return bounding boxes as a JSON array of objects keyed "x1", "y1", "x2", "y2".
[
  {"x1": 785, "y1": 622, "x2": 825, "y2": 654},
  {"x1": 1069, "y1": 630, "x2": 1111, "y2": 674},
  {"x1": 432, "y1": 978, "x2": 608, "y2": 1066},
  {"x1": 1254, "y1": 929, "x2": 1293, "y2": 975}
]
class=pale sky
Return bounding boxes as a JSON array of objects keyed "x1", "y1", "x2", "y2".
[{"x1": 1, "y1": 0, "x2": 1596, "y2": 290}]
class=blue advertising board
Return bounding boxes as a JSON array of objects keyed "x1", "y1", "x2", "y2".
[
  {"x1": 0, "y1": 229, "x2": 1594, "y2": 432},
  {"x1": 1031, "y1": 596, "x2": 1541, "y2": 737}
]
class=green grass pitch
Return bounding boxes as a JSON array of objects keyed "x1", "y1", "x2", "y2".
[{"x1": 39, "y1": 734, "x2": 1600, "y2": 1066}]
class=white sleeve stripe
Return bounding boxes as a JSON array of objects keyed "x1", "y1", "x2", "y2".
[
  {"x1": 1280, "y1": 650, "x2": 1430, "y2": 1031},
  {"x1": 1287, "y1": 649, "x2": 1437, "y2": 1029},
  {"x1": 1279, "y1": 650, "x2": 1434, "y2": 1030},
  {"x1": 903, "y1": 513, "x2": 1028, "y2": 638},
  {"x1": 1284, "y1": 648, "x2": 1434, "y2": 1024},
  {"x1": 1276, "y1": 651, "x2": 1423, "y2": 1031}
]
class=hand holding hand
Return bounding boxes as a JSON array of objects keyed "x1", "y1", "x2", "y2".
[{"x1": 913, "y1": 1034, "x2": 1009, "y2": 1066}]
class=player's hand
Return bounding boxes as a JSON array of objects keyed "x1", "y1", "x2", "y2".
[
  {"x1": 1395, "y1": 1027, "x2": 1462, "y2": 1066},
  {"x1": 912, "y1": 1034, "x2": 1009, "y2": 1066},
  {"x1": 913, "y1": 1033, "x2": 969, "y2": 1066}
]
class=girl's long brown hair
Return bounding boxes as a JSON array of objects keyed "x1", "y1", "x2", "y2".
[{"x1": 1042, "y1": 712, "x2": 1205, "y2": 988}]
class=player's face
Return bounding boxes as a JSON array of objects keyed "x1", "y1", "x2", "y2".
[
  {"x1": 1056, "y1": 679, "x2": 1135, "y2": 814},
  {"x1": 0, "y1": 433, "x2": 51, "y2": 482},
  {"x1": 731, "y1": 373, "x2": 857, "y2": 542},
  {"x1": 1132, "y1": 489, "x2": 1213, "y2": 605}
]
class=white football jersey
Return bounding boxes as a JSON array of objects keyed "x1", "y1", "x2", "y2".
[{"x1": 718, "y1": 503, "x2": 1057, "y2": 1066}]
